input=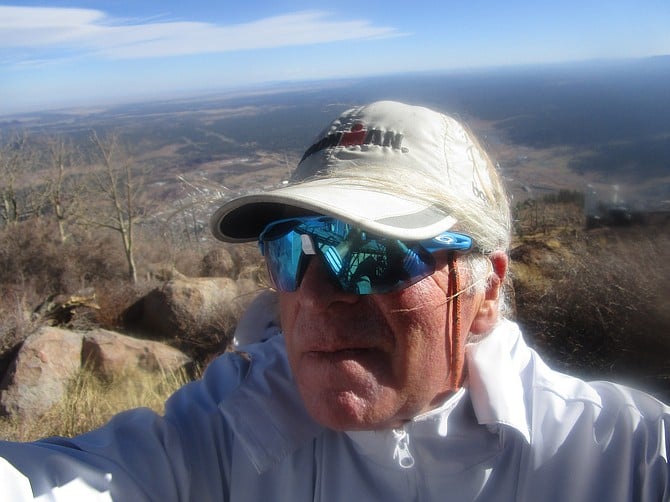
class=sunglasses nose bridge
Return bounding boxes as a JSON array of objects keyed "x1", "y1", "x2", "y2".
[{"x1": 300, "y1": 233, "x2": 317, "y2": 255}]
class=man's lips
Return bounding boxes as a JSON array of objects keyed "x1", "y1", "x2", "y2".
[
  {"x1": 305, "y1": 345, "x2": 384, "y2": 365},
  {"x1": 310, "y1": 346, "x2": 374, "y2": 355},
  {"x1": 306, "y1": 340, "x2": 380, "y2": 353}
]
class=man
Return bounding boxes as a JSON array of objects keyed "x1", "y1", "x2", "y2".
[{"x1": 1, "y1": 101, "x2": 668, "y2": 501}]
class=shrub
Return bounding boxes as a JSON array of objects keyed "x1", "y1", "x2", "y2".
[{"x1": 513, "y1": 223, "x2": 670, "y2": 401}]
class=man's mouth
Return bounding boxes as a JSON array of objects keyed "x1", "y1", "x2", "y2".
[
  {"x1": 307, "y1": 347, "x2": 384, "y2": 366},
  {"x1": 314, "y1": 347, "x2": 373, "y2": 356}
]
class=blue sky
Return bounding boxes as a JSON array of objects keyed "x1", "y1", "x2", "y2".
[{"x1": 2, "y1": 0, "x2": 669, "y2": 114}]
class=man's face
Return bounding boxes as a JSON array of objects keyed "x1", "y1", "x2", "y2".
[{"x1": 279, "y1": 253, "x2": 484, "y2": 431}]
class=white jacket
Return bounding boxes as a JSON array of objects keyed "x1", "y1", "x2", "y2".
[{"x1": 1, "y1": 320, "x2": 668, "y2": 501}]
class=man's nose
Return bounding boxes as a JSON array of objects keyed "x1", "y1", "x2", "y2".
[{"x1": 297, "y1": 257, "x2": 358, "y2": 307}]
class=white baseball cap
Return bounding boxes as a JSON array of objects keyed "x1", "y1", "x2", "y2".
[{"x1": 211, "y1": 101, "x2": 498, "y2": 242}]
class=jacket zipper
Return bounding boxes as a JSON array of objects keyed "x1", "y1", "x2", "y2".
[{"x1": 392, "y1": 427, "x2": 415, "y2": 468}]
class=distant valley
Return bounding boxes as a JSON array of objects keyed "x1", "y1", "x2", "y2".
[{"x1": 3, "y1": 56, "x2": 669, "y2": 212}]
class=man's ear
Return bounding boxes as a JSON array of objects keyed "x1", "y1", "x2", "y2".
[{"x1": 469, "y1": 251, "x2": 508, "y2": 335}]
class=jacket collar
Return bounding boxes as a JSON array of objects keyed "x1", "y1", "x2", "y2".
[{"x1": 464, "y1": 320, "x2": 531, "y2": 443}]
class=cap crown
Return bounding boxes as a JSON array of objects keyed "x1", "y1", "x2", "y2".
[{"x1": 293, "y1": 101, "x2": 497, "y2": 209}]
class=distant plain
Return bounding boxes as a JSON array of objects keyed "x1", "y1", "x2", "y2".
[{"x1": 3, "y1": 56, "x2": 669, "y2": 213}]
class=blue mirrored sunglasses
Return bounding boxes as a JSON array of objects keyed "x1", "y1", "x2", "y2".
[{"x1": 258, "y1": 216, "x2": 473, "y2": 295}]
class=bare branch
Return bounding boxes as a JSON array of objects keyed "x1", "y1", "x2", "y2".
[
  {"x1": 81, "y1": 130, "x2": 145, "y2": 283},
  {"x1": 0, "y1": 130, "x2": 42, "y2": 226}
]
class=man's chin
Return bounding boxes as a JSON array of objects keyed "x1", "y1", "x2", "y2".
[
  {"x1": 304, "y1": 389, "x2": 401, "y2": 431},
  {"x1": 295, "y1": 373, "x2": 401, "y2": 431}
]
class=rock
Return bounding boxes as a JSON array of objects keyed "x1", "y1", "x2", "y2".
[
  {"x1": 122, "y1": 277, "x2": 252, "y2": 359},
  {"x1": 0, "y1": 327, "x2": 192, "y2": 419},
  {"x1": 145, "y1": 263, "x2": 187, "y2": 282},
  {"x1": 200, "y1": 247, "x2": 236, "y2": 277},
  {"x1": 82, "y1": 329, "x2": 191, "y2": 380},
  {"x1": 0, "y1": 327, "x2": 83, "y2": 419}
]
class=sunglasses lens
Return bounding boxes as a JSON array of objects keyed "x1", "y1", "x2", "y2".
[
  {"x1": 260, "y1": 217, "x2": 439, "y2": 294},
  {"x1": 260, "y1": 222, "x2": 306, "y2": 292},
  {"x1": 314, "y1": 236, "x2": 435, "y2": 294}
]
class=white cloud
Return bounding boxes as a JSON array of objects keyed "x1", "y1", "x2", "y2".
[
  {"x1": 0, "y1": 7, "x2": 106, "y2": 46},
  {"x1": 0, "y1": 7, "x2": 403, "y2": 60}
]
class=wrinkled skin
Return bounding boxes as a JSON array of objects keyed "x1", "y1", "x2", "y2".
[{"x1": 279, "y1": 251, "x2": 507, "y2": 431}]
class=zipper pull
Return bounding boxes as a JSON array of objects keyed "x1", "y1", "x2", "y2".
[{"x1": 392, "y1": 428, "x2": 415, "y2": 469}]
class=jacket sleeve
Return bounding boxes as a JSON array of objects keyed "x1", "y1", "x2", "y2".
[{"x1": 0, "y1": 351, "x2": 253, "y2": 501}]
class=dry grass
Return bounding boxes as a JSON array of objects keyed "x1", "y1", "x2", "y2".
[
  {"x1": 512, "y1": 217, "x2": 670, "y2": 401},
  {"x1": 0, "y1": 366, "x2": 195, "y2": 442}
]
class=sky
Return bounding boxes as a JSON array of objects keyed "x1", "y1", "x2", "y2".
[{"x1": 1, "y1": 0, "x2": 669, "y2": 114}]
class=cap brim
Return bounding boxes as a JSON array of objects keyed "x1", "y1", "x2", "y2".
[{"x1": 210, "y1": 178, "x2": 457, "y2": 243}]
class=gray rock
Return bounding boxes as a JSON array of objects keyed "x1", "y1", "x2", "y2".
[
  {"x1": 82, "y1": 329, "x2": 191, "y2": 379},
  {"x1": 122, "y1": 277, "x2": 252, "y2": 358},
  {"x1": 0, "y1": 327, "x2": 83, "y2": 419}
]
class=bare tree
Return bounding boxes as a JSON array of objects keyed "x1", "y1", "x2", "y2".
[
  {"x1": 81, "y1": 131, "x2": 144, "y2": 283},
  {"x1": 43, "y1": 136, "x2": 85, "y2": 243},
  {"x1": 0, "y1": 130, "x2": 42, "y2": 226}
]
